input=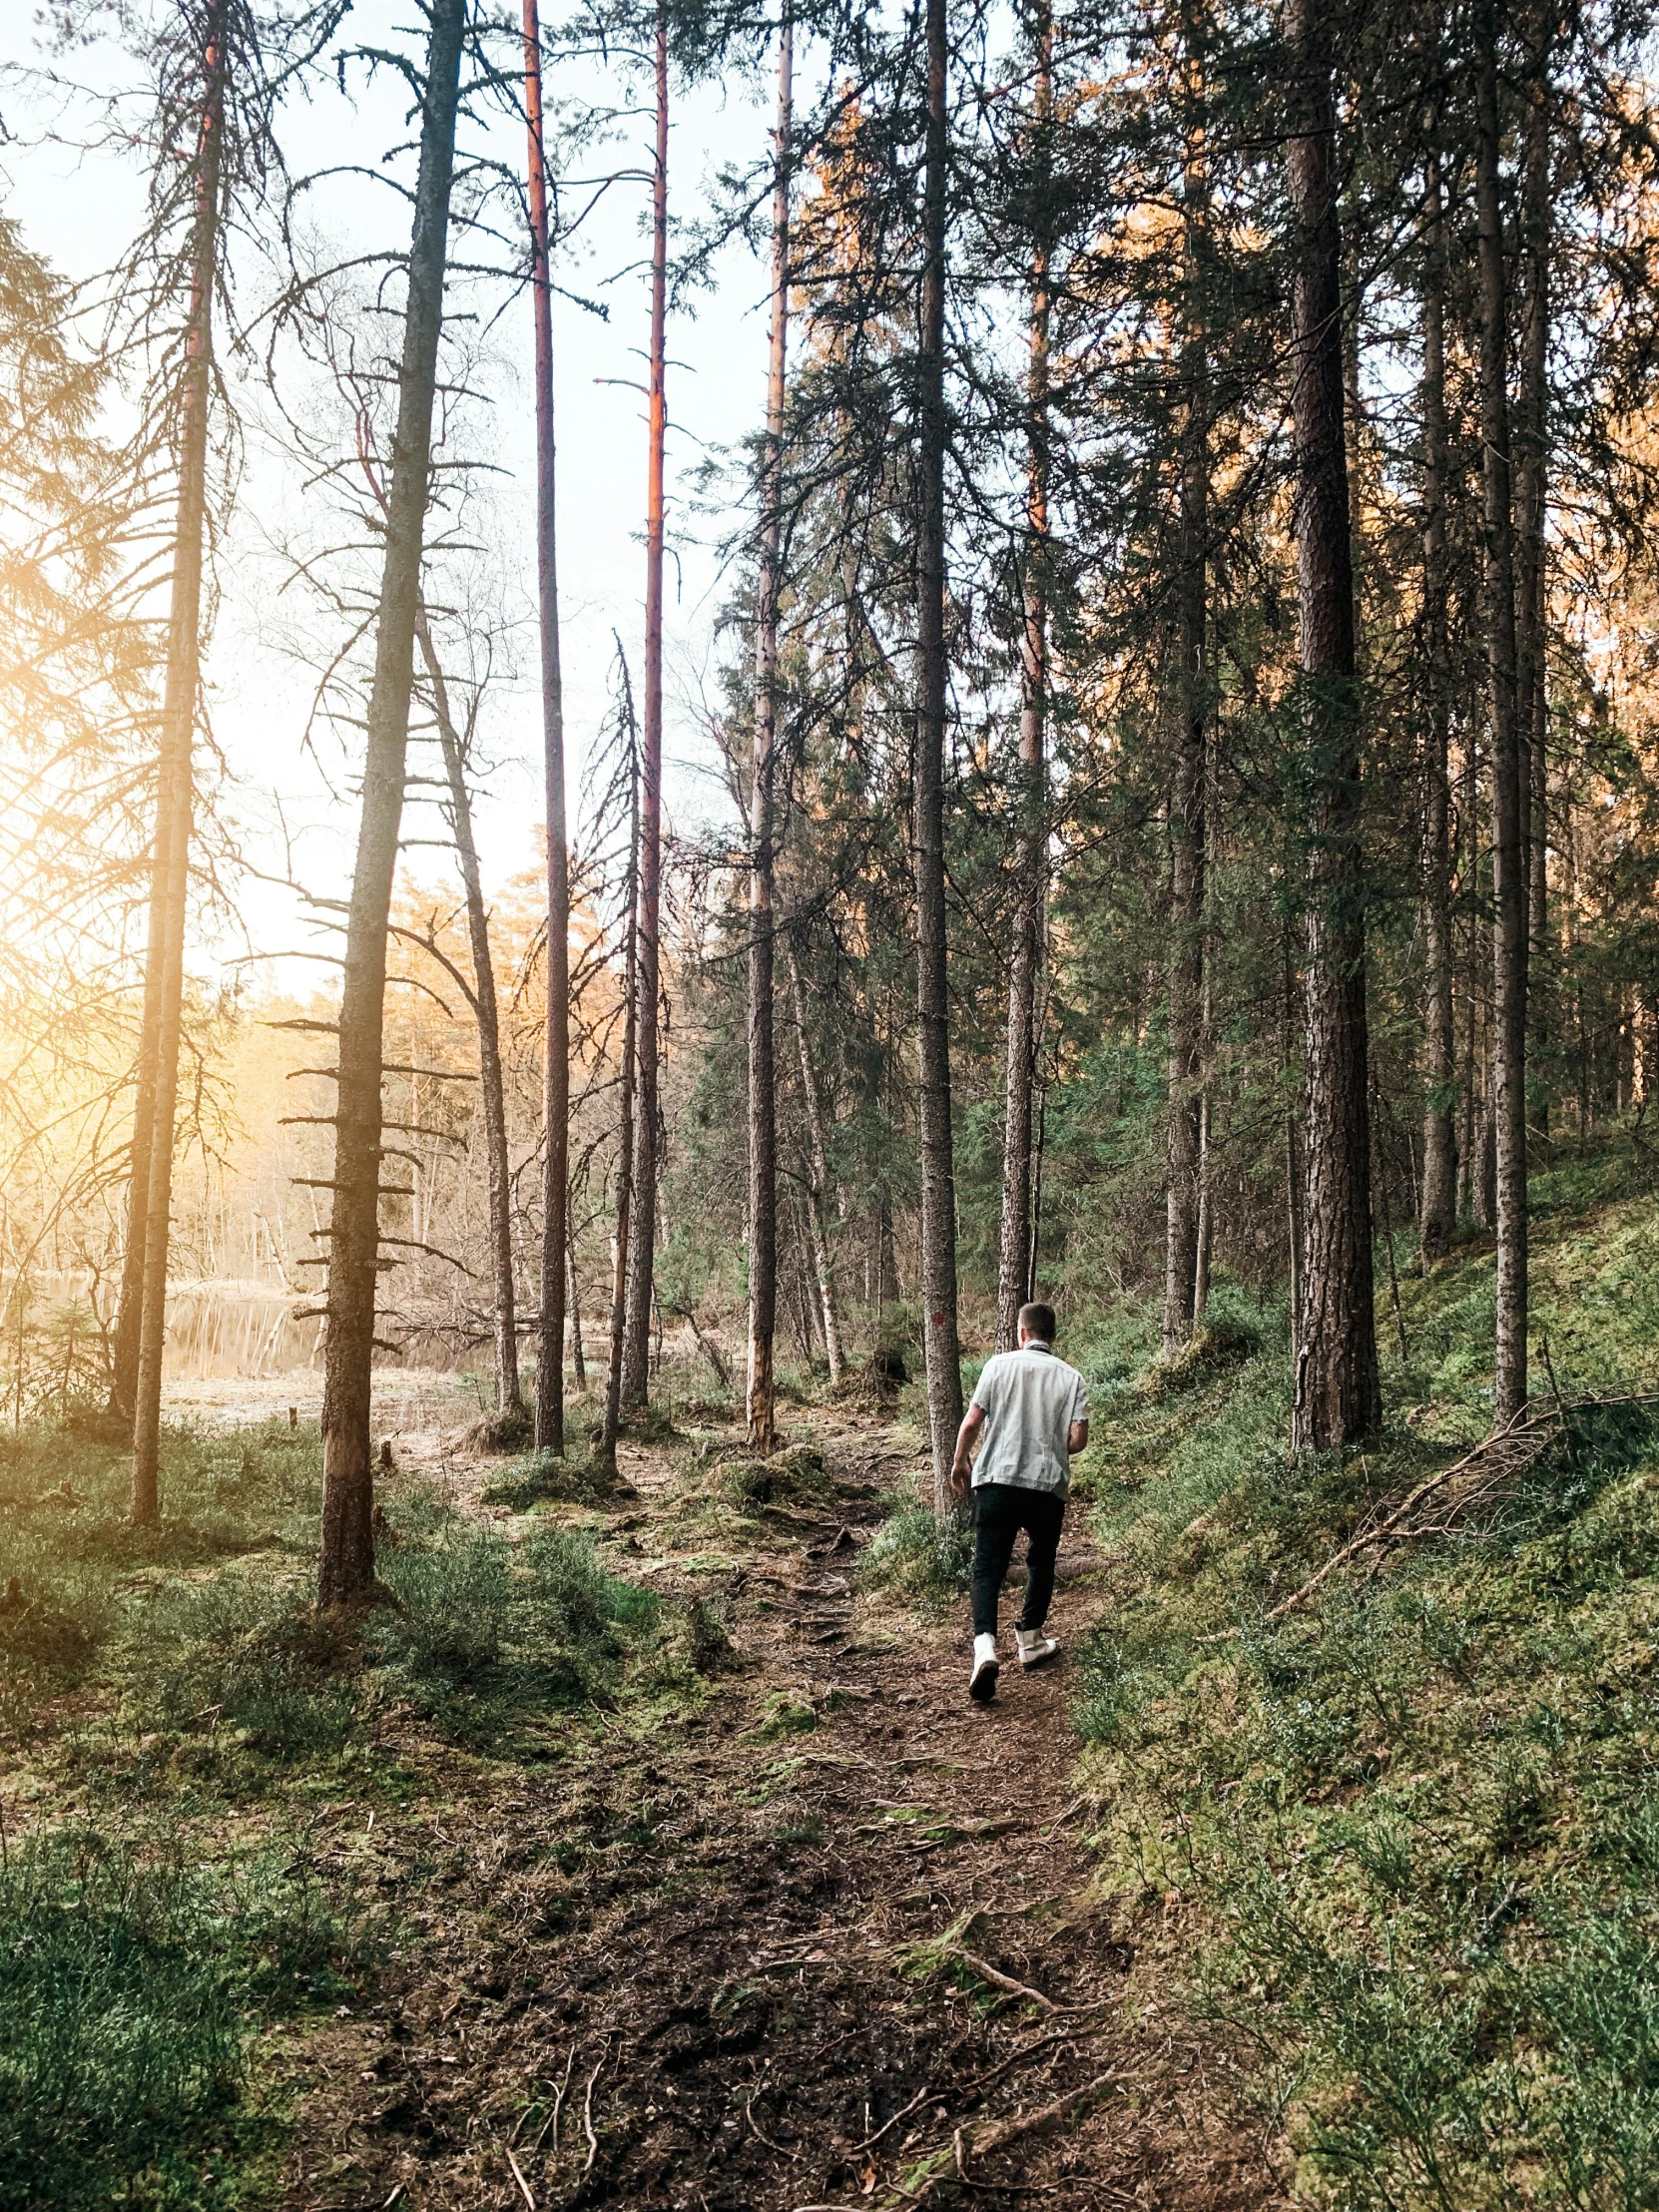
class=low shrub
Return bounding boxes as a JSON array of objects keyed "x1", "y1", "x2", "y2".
[{"x1": 861, "y1": 1499, "x2": 973, "y2": 1608}]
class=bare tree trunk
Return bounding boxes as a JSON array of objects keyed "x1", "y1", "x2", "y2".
[
  {"x1": 995, "y1": 0, "x2": 1051, "y2": 1354},
  {"x1": 916, "y1": 0, "x2": 964, "y2": 1514},
  {"x1": 524, "y1": 0, "x2": 569, "y2": 1453},
  {"x1": 621, "y1": 10, "x2": 669, "y2": 1413},
  {"x1": 131, "y1": 9, "x2": 225, "y2": 1522},
  {"x1": 1475, "y1": 20, "x2": 1529, "y2": 1427},
  {"x1": 1418, "y1": 143, "x2": 1456, "y2": 1266},
  {"x1": 601, "y1": 687, "x2": 641, "y2": 1462},
  {"x1": 1194, "y1": 939, "x2": 1214, "y2": 1321},
  {"x1": 1286, "y1": 0, "x2": 1380, "y2": 1453},
  {"x1": 1516, "y1": 15, "x2": 1550, "y2": 1142},
  {"x1": 568, "y1": 1215, "x2": 586, "y2": 1392},
  {"x1": 786, "y1": 933, "x2": 845, "y2": 1385},
  {"x1": 417, "y1": 615, "x2": 520, "y2": 1413},
  {"x1": 1164, "y1": 44, "x2": 1208, "y2": 1353},
  {"x1": 317, "y1": 0, "x2": 466, "y2": 1606},
  {"x1": 112, "y1": 906, "x2": 164, "y2": 1423},
  {"x1": 746, "y1": 14, "x2": 791, "y2": 1453}
]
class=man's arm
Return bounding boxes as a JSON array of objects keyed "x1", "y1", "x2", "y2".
[
  {"x1": 950, "y1": 1402, "x2": 986, "y2": 1495},
  {"x1": 1067, "y1": 1418, "x2": 1089, "y2": 1454}
]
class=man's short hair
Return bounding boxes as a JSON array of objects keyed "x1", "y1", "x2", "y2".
[{"x1": 1018, "y1": 1301, "x2": 1057, "y2": 1345}]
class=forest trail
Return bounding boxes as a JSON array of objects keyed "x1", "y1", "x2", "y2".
[{"x1": 279, "y1": 1407, "x2": 1286, "y2": 2212}]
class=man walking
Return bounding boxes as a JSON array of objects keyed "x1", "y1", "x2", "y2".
[{"x1": 950, "y1": 1301, "x2": 1090, "y2": 1704}]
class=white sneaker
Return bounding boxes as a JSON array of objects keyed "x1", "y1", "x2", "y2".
[
  {"x1": 1015, "y1": 1627, "x2": 1060, "y2": 1669},
  {"x1": 969, "y1": 1632, "x2": 1000, "y2": 1703}
]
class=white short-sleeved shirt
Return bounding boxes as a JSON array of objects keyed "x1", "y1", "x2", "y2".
[{"x1": 967, "y1": 1342, "x2": 1090, "y2": 1497}]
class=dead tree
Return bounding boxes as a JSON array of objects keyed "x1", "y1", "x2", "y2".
[
  {"x1": 130, "y1": 3, "x2": 226, "y2": 1523},
  {"x1": 317, "y1": 0, "x2": 467, "y2": 1608},
  {"x1": 415, "y1": 613, "x2": 521, "y2": 1414},
  {"x1": 523, "y1": 0, "x2": 570, "y2": 1454},
  {"x1": 786, "y1": 932, "x2": 845, "y2": 1385},
  {"x1": 620, "y1": 7, "x2": 669, "y2": 1413}
]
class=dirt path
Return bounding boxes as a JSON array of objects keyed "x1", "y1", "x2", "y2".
[{"x1": 279, "y1": 1410, "x2": 1286, "y2": 2211}]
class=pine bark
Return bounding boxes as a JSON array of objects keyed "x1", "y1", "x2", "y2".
[
  {"x1": 1516, "y1": 20, "x2": 1550, "y2": 1138},
  {"x1": 131, "y1": 8, "x2": 225, "y2": 1521},
  {"x1": 621, "y1": 11, "x2": 669, "y2": 1412},
  {"x1": 417, "y1": 616, "x2": 521, "y2": 1413},
  {"x1": 1418, "y1": 145, "x2": 1457, "y2": 1265},
  {"x1": 317, "y1": 0, "x2": 466, "y2": 1606},
  {"x1": 1475, "y1": 20, "x2": 1529, "y2": 1426},
  {"x1": 786, "y1": 934, "x2": 845, "y2": 1385},
  {"x1": 601, "y1": 716, "x2": 641, "y2": 1461},
  {"x1": 747, "y1": 15, "x2": 791, "y2": 1454},
  {"x1": 916, "y1": 0, "x2": 964, "y2": 1512},
  {"x1": 524, "y1": 0, "x2": 570, "y2": 1452},
  {"x1": 994, "y1": 0, "x2": 1052, "y2": 1354},
  {"x1": 1286, "y1": 0, "x2": 1380, "y2": 1452},
  {"x1": 1163, "y1": 48, "x2": 1209, "y2": 1354}
]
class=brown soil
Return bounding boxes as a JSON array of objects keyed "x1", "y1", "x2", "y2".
[{"x1": 277, "y1": 1407, "x2": 1290, "y2": 2212}]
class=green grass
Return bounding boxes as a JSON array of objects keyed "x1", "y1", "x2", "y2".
[
  {"x1": 1072, "y1": 1145, "x2": 1659, "y2": 2210},
  {"x1": 0, "y1": 1818, "x2": 371, "y2": 2210},
  {"x1": 0, "y1": 1410, "x2": 667, "y2": 2201}
]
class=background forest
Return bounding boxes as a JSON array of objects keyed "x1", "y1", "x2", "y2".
[{"x1": 7, "y1": 0, "x2": 1659, "y2": 2204}]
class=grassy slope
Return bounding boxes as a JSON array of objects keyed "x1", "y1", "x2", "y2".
[
  {"x1": 0, "y1": 1410, "x2": 679, "y2": 2211},
  {"x1": 1071, "y1": 1138, "x2": 1659, "y2": 2211}
]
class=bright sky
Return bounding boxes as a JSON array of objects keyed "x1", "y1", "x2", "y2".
[{"x1": 0, "y1": 2, "x2": 781, "y2": 981}]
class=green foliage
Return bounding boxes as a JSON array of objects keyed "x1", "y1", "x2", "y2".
[
  {"x1": 862, "y1": 1498, "x2": 973, "y2": 1608},
  {"x1": 370, "y1": 1512, "x2": 659, "y2": 1741}
]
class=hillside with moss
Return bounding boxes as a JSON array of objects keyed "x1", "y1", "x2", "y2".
[{"x1": 1068, "y1": 1137, "x2": 1659, "y2": 2208}]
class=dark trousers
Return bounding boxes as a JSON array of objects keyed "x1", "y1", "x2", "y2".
[{"x1": 971, "y1": 1483, "x2": 1065, "y2": 1637}]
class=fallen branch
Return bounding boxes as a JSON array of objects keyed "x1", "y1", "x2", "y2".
[
  {"x1": 961, "y1": 2069, "x2": 1125, "y2": 2162},
  {"x1": 852, "y1": 2081, "x2": 931, "y2": 2150},
  {"x1": 946, "y1": 1949, "x2": 1061, "y2": 2013},
  {"x1": 746, "y1": 2088, "x2": 802, "y2": 2160},
  {"x1": 505, "y1": 2146, "x2": 536, "y2": 2211},
  {"x1": 581, "y1": 2051, "x2": 605, "y2": 2178}
]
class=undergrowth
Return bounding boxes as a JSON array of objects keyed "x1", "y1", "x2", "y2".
[
  {"x1": 0, "y1": 1408, "x2": 668, "y2": 2204},
  {"x1": 1073, "y1": 1141, "x2": 1659, "y2": 2210}
]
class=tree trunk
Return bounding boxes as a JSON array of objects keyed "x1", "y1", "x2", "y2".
[
  {"x1": 1418, "y1": 144, "x2": 1456, "y2": 1266},
  {"x1": 1163, "y1": 44, "x2": 1208, "y2": 1354},
  {"x1": 601, "y1": 693, "x2": 641, "y2": 1462},
  {"x1": 417, "y1": 614, "x2": 520, "y2": 1413},
  {"x1": 995, "y1": 0, "x2": 1051, "y2": 1354},
  {"x1": 1475, "y1": 20, "x2": 1529, "y2": 1426},
  {"x1": 747, "y1": 13, "x2": 791, "y2": 1454},
  {"x1": 524, "y1": 0, "x2": 569, "y2": 1453},
  {"x1": 916, "y1": 0, "x2": 964, "y2": 1514},
  {"x1": 786, "y1": 933, "x2": 845, "y2": 1386},
  {"x1": 112, "y1": 903, "x2": 165, "y2": 1424},
  {"x1": 1516, "y1": 16, "x2": 1550, "y2": 1141},
  {"x1": 621, "y1": 10, "x2": 669, "y2": 1413},
  {"x1": 317, "y1": 0, "x2": 466, "y2": 1606},
  {"x1": 131, "y1": 8, "x2": 225, "y2": 1522},
  {"x1": 1286, "y1": 0, "x2": 1380, "y2": 1453},
  {"x1": 568, "y1": 1215, "x2": 586, "y2": 1392}
]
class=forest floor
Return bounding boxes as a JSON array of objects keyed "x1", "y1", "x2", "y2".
[
  {"x1": 11, "y1": 1145, "x2": 1659, "y2": 2211},
  {"x1": 276, "y1": 1398, "x2": 1286, "y2": 2211}
]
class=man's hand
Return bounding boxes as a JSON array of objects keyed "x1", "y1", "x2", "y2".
[
  {"x1": 950, "y1": 1403, "x2": 985, "y2": 1496},
  {"x1": 1067, "y1": 1418, "x2": 1090, "y2": 1455}
]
